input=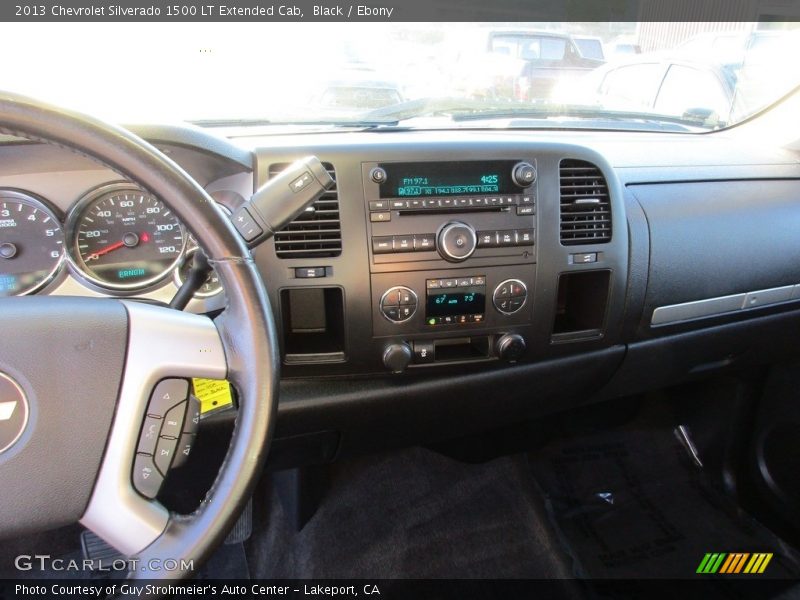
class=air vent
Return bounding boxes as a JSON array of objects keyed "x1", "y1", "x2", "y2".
[
  {"x1": 270, "y1": 162, "x2": 342, "y2": 258},
  {"x1": 559, "y1": 159, "x2": 611, "y2": 245}
]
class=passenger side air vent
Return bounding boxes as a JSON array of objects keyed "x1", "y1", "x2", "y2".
[
  {"x1": 270, "y1": 162, "x2": 342, "y2": 258},
  {"x1": 559, "y1": 159, "x2": 611, "y2": 245}
]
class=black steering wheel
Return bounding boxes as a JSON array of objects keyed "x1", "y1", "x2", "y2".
[{"x1": 0, "y1": 92, "x2": 278, "y2": 579}]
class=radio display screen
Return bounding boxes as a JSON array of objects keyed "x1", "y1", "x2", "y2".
[
  {"x1": 379, "y1": 160, "x2": 518, "y2": 198},
  {"x1": 426, "y1": 287, "x2": 486, "y2": 320}
]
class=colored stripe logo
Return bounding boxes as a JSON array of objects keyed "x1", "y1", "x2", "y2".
[{"x1": 697, "y1": 553, "x2": 773, "y2": 574}]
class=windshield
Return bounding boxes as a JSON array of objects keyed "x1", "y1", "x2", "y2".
[{"x1": 3, "y1": 21, "x2": 799, "y2": 132}]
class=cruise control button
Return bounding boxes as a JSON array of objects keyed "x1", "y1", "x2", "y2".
[
  {"x1": 185, "y1": 396, "x2": 201, "y2": 435},
  {"x1": 133, "y1": 453, "x2": 163, "y2": 499},
  {"x1": 171, "y1": 433, "x2": 197, "y2": 469},
  {"x1": 148, "y1": 379, "x2": 189, "y2": 417},
  {"x1": 372, "y1": 236, "x2": 394, "y2": 254},
  {"x1": 161, "y1": 402, "x2": 187, "y2": 439},
  {"x1": 137, "y1": 416, "x2": 162, "y2": 456},
  {"x1": 154, "y1": 436, "x2": 179, "y2": 476}
]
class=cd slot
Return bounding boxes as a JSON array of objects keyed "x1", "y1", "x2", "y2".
[{"x1": 399, "y1": 206, "x2": 508, "y2": 216}]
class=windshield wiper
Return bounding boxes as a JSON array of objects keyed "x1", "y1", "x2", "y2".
[
  {"x1": 364, "y1": 97, "x2": 713, "y2": 131},
  {"x1": 188, "y1": 117, "x2": 399, "y2": 128}
]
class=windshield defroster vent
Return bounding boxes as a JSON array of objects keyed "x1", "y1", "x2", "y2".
[
  {"x1": 559, "y1": 159, "x2": 611, "y2": 245},
  {"x1": 270, "y1": 162, "x2": 342, "y2": 258}
]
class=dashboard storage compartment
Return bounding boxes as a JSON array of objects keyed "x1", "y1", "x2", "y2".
[
  {"x1": 553, "y1": 270, "x2": 610, "y2": 340},
  {"x1": 280, "y1": 287, "x2": 346, "y2": 363}
]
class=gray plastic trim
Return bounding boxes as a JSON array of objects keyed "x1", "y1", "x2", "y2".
[
  {"x1": 652, "y1": 285, "x2": 800, "y2": 326},
  {"x1": 80, "y1": 301, "x2": 226, "y2": 556}
]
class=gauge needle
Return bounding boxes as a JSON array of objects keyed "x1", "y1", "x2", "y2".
[{"x1": 86, "y1": 240, "x2": 124, "y2": 261}]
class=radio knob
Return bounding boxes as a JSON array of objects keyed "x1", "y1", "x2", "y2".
[
  {"x1": 383, "y1": 342, "x2": 413, "y2": 373},
  {"x1": 496, "y1": 333, "x2": 526, "y2": 362},
  {"x1": 512, "y1": 162, "x2": 537, "y2": 188},
  {"x1": 437, "y1": 222, "x2": 477, "y2": 262}
]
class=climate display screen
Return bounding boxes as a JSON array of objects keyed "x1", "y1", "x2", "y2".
[
  {"x1": 426, "y1": 288, "x2": 486, "y2": 318},
  {"x1": 379, "y1": 161, "x2": 517, "y2": 198}
]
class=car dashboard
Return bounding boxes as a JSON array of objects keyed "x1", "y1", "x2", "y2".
[{"x1": 3, "y1": 124, "x2": 800, "y2": 461}]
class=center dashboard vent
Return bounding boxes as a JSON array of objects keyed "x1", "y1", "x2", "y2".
[
  {"x1": 270, "y1": 162, "x2": 342, "y2": 258},
  {"x1": 559, "y1": 159, "x2": 612, "y2": 245}
]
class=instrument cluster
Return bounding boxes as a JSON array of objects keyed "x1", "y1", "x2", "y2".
[{"x1": 0, "y1": 183, "x2": 223, "y2": 299}]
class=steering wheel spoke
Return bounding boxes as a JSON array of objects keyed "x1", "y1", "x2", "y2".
[{"x1": 80, "y1": 300, "x2": 226, "y2": 557}]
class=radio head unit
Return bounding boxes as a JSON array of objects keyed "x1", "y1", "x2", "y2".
[{"x1": 378, "y1": 160, "x2": 520, "y2": 198}]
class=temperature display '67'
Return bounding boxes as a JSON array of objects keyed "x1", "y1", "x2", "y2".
[{"x1": 68, "y1": 185, "x2": 186, "y2": 290}]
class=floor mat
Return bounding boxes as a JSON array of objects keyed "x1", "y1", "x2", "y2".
[
  {"x1": 248, "y1": 447, "x2": 577, "y2": 580},
  {"x1": 528, "y1": 399, "x2": 800, "y2": 581}
]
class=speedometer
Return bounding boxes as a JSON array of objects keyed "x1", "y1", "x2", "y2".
[
  {"x1": 0, "y1": 190, "x2": 65, "y2": 296},
  {"x1": 67, "y1": 184, "x2": 186, "y2": 290}
]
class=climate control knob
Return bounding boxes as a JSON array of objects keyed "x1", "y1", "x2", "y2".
[
  {"x1": 437, "y1": 222, "x2": 477, "y2": 262},
  {"x1": 496, "y1": 334, "x2": 526, "y2": 362}
]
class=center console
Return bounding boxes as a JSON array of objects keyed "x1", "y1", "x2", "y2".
[{"x1": 364, "y1": 159, "x2": 539, "y2": 371}]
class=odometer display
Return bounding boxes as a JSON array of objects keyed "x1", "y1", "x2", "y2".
[{"x1": 69, "y1": 186, "x2": 186, "y2": 290}]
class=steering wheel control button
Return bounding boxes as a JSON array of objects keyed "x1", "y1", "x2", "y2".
[
  {"x1": 161, "y1": 402, "x2": 187, "y2": 439},
  {"x1": 380, "y1": 286, "x2": 418, "y2": 323},
  {"x1": 133, "y1": 454, "x2": 163, "y2": 499},
  {"x1": 171, "y1": 433, "x2": 197, "y2": 469},
  {"x1": 0, "y1": 372, "x2": 29, "y2": 456},
  {"x1": 231, "y1": 207, "x2": 264, "y2": 242},
  {"x1": 494, "y1": 279, "x2": 528, "y2": 315},
  {"x1": 438, "y1": 222, "x2": 477, "y2": 261},
  {"x1": 154, "y1": 436, "x2": 179, "y2": 475},
  {"x1": 147, "y1": 378, "x2": 189, "y2": 417},
  {"x1": 137, "y1": 416, "x2": 162, "y2": 456},
  {"x1": 512, "y1": 162, "x2": 537, "y2": 187},
  {"x1": 185, "y1": 396, "x2": 201, "y2": 435}
]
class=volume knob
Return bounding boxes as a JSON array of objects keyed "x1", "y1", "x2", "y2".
[{"x1": 437, "y1": 221, "x2": 477, "y2": 262}]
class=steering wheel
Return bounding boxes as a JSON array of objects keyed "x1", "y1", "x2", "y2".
[{"x1": 0, "y1": 92, "x2": 278, "y2": 579}]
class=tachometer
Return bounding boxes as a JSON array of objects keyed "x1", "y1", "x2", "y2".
[
  {"x1": 67, "y1": 184, "x2": 186, "y2": 290},
  {"x1": 0, "y1": 190, "x2": 65, "y2": 296}
]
